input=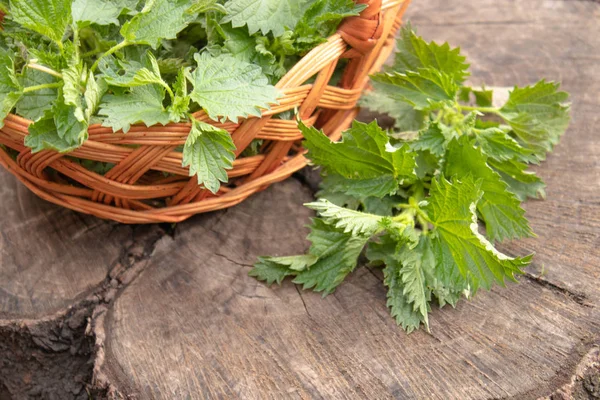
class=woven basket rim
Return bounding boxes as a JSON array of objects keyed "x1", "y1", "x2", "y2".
[{"x1": 0, "y1": 0, "x2": 411, "y2": 224}]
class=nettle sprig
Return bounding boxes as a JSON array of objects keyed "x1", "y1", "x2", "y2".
[
  {"x1": 250, "y1": 27, "x2": 571, "y2": 333},
  {"x1": 0, "y1": 0, "x2": 365, "y2": 193}
]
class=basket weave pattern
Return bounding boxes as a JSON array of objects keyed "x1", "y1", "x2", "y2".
[{"x1": 0, "y1": 0, "x2": 410, "y2": 224}]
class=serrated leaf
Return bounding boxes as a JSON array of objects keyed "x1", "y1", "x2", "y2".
[
  {"x1": 499, "y1": 80, "x2": 570, "y2": 160},
  {"x1": 168, "y1": 68, "x2": 190, "y2": 122},
  {"x1": 475, "y1": 127, "x2": 536, "y2": 163},
  {"x1": 99, "y1": 52, "x2": 167, "y2": 89},
  {"x1": 83, "y1": 71, "x2": 107, "y2": 121},
  {"x1": 319, "y1": 173, "x2": 399, "y2": 199},
  {"x1": 187, "y1": 52, "x2": 279, "y2": 123},
  {"x1": 371, "y1": 68, "x2": 458, "y2": 111},
  {"x1": 394, "y1": 26, "x2": 470, "y2": 84},
  {"x1": 187, "y1": 0, "x2": 227, "y2": 14},
  {"x1": 295, "y1": 0, "x2": 366, "y2": 45},
  {"x1": 444, "y1": 136, "x2": 534, "y2": 242},
  {"x1": 424, "y1": 176, "x2": 532, "y2": 292},
  {"x1": 473, "y1": 88, "x2": 493, "y2": 107},
  {"x1": 250, "y1": 255, "x2": 317, "y2": 286},
  {"x1": 99, "y1": 84, "x2": 171, "y2": 133},
  {"x1": 61, "y1": 61, "x2": 84, "y2": 112},
  {"x1": 411, "y1": 122, "x2": 448, "y2": 157},
  {"x1": 489, "y1": 158, "x2": 546, "y2": 201},
  {"x1": 53, "y1": 97, "x2": 88, "y2": 144},
  {"x1": 10, "y1": 0, "x2": 71, "y2": 45},
  {"x1": 0, "y1": 48, "x2": 23, "y2": 127},
  {"x1": 398, "y1": 236, "x2": 434, "y2": 330},
  {"x1": 306, "y1": 199, "x2": 389, "y2": 236},
  {"x1": 222, "y1": 0, "x2": 309, "y2": 36},
  {"x1": 359, "y1": 85, "x2": 425, "y2": 132},
  {"x1": 72, "y1": 0, "x2": 130, "y2": 26},
  {"x1": 24, "y1": 112, "x2": 81, "y2": 153},
  {"x1": 301, "y1": 120, "x2": 416, "y2": 190},
  {"x1": 383, "y1": 259, "x2": 424, "y2": 333},
  {"x1": 16, "y1": 69, "x2": 57, "y2": 122},
  {"x1": 120, "y1": 0, "x2": 196, "y2": 49},
  {"x1": 293, "y1": 219, "x2": 369, "y2": 294},
  {"x1": 182, "y1": 119, "x2": 236, "y2": 194}
]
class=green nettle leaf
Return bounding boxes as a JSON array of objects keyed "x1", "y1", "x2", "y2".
[
  {"x1": 293, "y1": 219, "x2": 369, "y2": 294},
  {"x1": 53, "y1": 98, "x2": 88, "y2": 145},
  {"x1": 24, "y1": 112, "x2": 81, "y2": 153},
  {"x1": 306, "y1": 199, "x2": 390, "y2": 237},
  {"x1": 187, "y1": 53, "x2": 280, "y2": 123},
  {"x1": 223, "y1": 0, "x2": 309, "y2": 36},
  {"x1": 359, "y1": 84, "x2": 425, "y2": 132},
  {"x1": 61, "y1": 62, "x2": 85, "y2": 116},
  {"x1": 9, "y1": 0, "x2": 72, "y2": 45},
  {"x1": 473, "y1": 88, "x2": 493, "y2": 107},
  {"x1": 371, "y1": 68, "x2": 458, "y2": 111},
  {"x1": 488, "y1": 158, "x2": 546, "y2": 201},
  {"x1": 410, "y1": 122, "x2": 449, "y2": 157},
  {"x1": 99, "y1": 52, "x2": 169, "y2": 91},
  {"x1": 168, "y1": 68, "x2": 190, "y2": 123},
  {"x1": 301, "y1": 120, "x2": 417, "y2": 196},
  {"x1": 83, "y1": 72, "x2": 107, "y2": 121},
  {"x1": 397, "y1": 237, "x2": 435, "y2": 330},
  {"x1": 475, "y1": 127, "x2": 536, "y2": 163},
  {"x1": 319, "y1": 173, "x2": 401, "y2": 199},
  {"x1": 367, "y1": 236, "x2": 427, "y2": 332},
  {"x1": 250, "y1": 255, "x2": 318, "y2": 286},
  {"x1": 295, "y1": 0, "x2": 366, "y2": 45},
  {"x1": 182, "y1": 119, "x2": 236, "y2": 194},
  {"x1": 16, "y1": 69, "x2": 57, "y2": 122},
  {"x1": 444, "y1": 137, "x2": 534, "y2": 242},
  {"x1": 394, "y1": 25, "x2": 470, "y2": 84},
  {"x1": 0, "y1": 48, "x2": 23, "y2": 127},
  {"x1": 384, "y1": 260, "x2": 425, "y2": 333},
  {"x1": 72, "y1": 0, "x2": 130, "y2": 26},
  {"x1": 99, "y1": 84, "x2": 171, "y2": 133},
  {"x1": 424, "y1": 176, "x2": 532, "y2": 293},
  {"x1": 187, "y1": 0, "x2": 227, "y2": 14},
  {"x1": 499, "y1": 80, "x2": 570, "y2": 160},
  {"x1": 120, "y1": 0, "x2": 197, "y2": 49}
]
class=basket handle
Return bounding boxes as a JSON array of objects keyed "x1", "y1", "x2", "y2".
[{"x1": 337, "y1": 0, "x2": 384, "y2": 55}]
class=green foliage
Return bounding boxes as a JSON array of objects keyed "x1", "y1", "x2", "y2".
[
  {"x1": 223, "y1": 0, "x2": 309, "y2": 36},
  {"x1": 252, "y1": 26, "x2": 570, "y2": 333},
  {"x1": 187, "y1": 52, "x2": 280, "y2": 123},
  {"x1": 1, "y1": 0, "x2": 357, "y2": 193},
  {"x1": 99, "y1": 84, "x2": 171, "y2": 133},
  {"x1": 0, "y1": 48, "x2": 22, "y2": 127},
  {"x1": 182, "y1": 119, "x2": 236, "y2": 194}
]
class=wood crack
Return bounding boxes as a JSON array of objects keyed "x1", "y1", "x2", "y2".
[
  {"x1": 295, "y1": 284, "x2": 313, "y2": 318},
  {"x1": 521, "y1": 272, "x2": 592, "y2": 308}
]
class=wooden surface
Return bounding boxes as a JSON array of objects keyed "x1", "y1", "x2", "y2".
[
  {"x1": 0, "y1": 168, "x2": 131, "y2": 319},
  {"x1": 1, "y1": 0, "x2": 599, "y2": 399}
]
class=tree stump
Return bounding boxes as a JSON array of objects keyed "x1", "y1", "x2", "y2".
[{"x1": 1, "y1": 0, "x2": 600, "y2": 398}]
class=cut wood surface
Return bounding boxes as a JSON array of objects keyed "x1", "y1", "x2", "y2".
[
  {"x1": 101, "y1": 0, "x2": 600, "y2": 398},
  {"x1": 0, "y1": 168, "x2": 131, "y2": 320},
  {"x1": 0, "y1": 0, "x2": 599, "y2": 399}
]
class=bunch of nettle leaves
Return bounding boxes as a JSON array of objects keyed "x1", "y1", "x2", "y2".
[
  {"x1": 0, "y1": 0, "x2": 365, "y2": 191},
  {"x1": 251, "y1": 28, "x2": 571, "y2": 332},
  {"x1": 0, "y1": 0, "x2": 570, "y2": 332}
]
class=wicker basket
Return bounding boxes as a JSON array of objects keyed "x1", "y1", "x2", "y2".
[{"x1": 0, "y1": 0, "x2": 410, "y2": 224}]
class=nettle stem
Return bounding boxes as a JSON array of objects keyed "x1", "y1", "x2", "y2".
[
  {"x1": 26, "y1": 63, "x2": 63, "y2": 79},
  {"x1": 90, "y1": 40, "x2": 133, "y2": 72},
  {"x1": 23, "y1": 82, "x2": 63, "y2": 93},
  {"x1": 460, "y1": 104, "x2": 500, "y2": 114}
]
